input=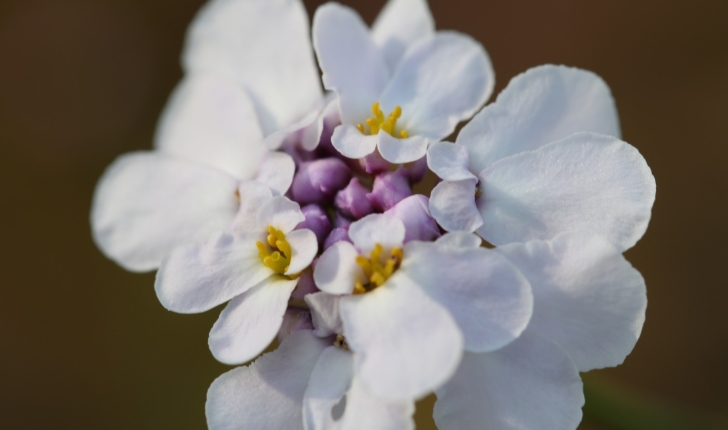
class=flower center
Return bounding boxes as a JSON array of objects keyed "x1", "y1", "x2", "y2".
[
  {"x1": 256, "y1": 226, "x2": 292, "y2": 274},
  {"x1": 353, "y1": 243, "x2": 403, "y2": 294},
  {"x1": 356, "y1": 102, "x2": 409, "y2": 138}
]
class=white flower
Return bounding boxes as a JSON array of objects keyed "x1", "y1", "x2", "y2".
[
  {"x1": 432, "y1": 230, "x2": 647, "y2": 429},
  {"x1": 206, "y1": 329, "x2": 416, "y2": 430},
  {"x1": 427, "y1": 64, "x2": 656, "y2": 250},
  {"x1": 313, "y1": 1, "x2": 494, "y2": 164},
  {"x1": 313, "y1": 214, "x2": 533, "y2": 401},
  {"x1": 155, "y1": 183, "x2": 318, "y2": 364}
]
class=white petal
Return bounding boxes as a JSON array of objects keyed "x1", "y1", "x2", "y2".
[
  {"x1": 184, "y1": 0, "x2": 322, "y2": 135},
  {"x1": 380, "y1": 32, "x2": 494, "y2": 140},
  {"x1": 206, "y1": 330, "x2": 329, "y2": 430},
  {"x1": 496, "y1": 231, "x2": 647, "y2": 371},
  {"x1": 459, "y1": 64, "x2": 622, "y2": 171},
  {"x1": 265, "y1": 107, "x2": 321, "y2": 151},
  {"x1": 434, "y1": 332, "x2": 583, "y2": 430},
  {"x1": 348, "y1": 213, "x2": 405, "y2": 255},
  {"x1": 377, "y1": 131, "x2": 429, "y2": 164},
  {"x1": 404, "y1": 242, "x2": 533, "y2": 352},
  {"x1": 209, "y1": 276, "x2": 298, "y2": 365},
  {"x1": 340, "y1": 273, "x2": 464, "y2": 401},
  {"x1": 304, "y1": 347, "x2": 415, "y2": 430},
  {"x1": 429, "y1": 179, "x2": 483, "y2": 233},
  {"x1": 154, "y1": 74, "x2": 267, "y2": 180},
  {"x1": 313, "y1": 3, "x2": 389, "y2": 124},
  {"x1": 255, "y1": 151, "x2": 295, "y2": 196},
  {"x1": 314, "y1": 241, "x2": 366, "y2": 295},
  {"x1": 331, "y1": 124, "x2": 380, "y2": 159},
  {"x1": 477, "y1": 133, "x2": 656, "y2": 250},
  {"x1": 427, "y1": 142, "x2": 476, "y2": 181},
  {"x1": 91, "y1": 152, "x2": 239, "y2": 272},
  {"x1": 286, "y1": 228, "x2": 319, "y2": 275},
  {"x1": 372, "y1": 0, "x2": 434, "y2": 73},
  {"x1": 256, "y1": 196, "x2": 305, "y2": 234},
  {"x1": 305, "y1": 292, "x2": 343, "y2": 337},
  {"x1": 302, "y1": 97, "x2": 342, "y2": 151},
  {"x1": 155, "y1": 231, "x2": 272, "y2": 314},
  {"x1": 435, "y1": 232, "x2": 482, "y2": 250},
  {"x1": 229, "y1": 182, "x2": 274, "y2": 232}
]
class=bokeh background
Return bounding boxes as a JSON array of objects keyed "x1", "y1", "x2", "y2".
[{"x1": 1, "y1": 0, "x2": 727, "y2": 428}]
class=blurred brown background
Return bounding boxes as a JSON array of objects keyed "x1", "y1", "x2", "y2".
[{"x1": 1, "y1": 0, "x2": 726, "y2": 428}]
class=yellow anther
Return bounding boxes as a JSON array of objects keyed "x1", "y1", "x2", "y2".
[
  {"x1": 357, "y1": 102, "x2": 408, "y2": 139},
  {"x1": 257, "y1": 226, "x2": 294, "y2": 275},
  {"x1": 352, "y1": 243, "x2": 403, "y2": 293}
]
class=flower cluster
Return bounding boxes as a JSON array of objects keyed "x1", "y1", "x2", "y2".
[{"x1": 91, "y1": 0, "x2": 656, "y2": 429}]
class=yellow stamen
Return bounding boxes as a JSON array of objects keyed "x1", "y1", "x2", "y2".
[
  {"x1": 357, "y1": 102, "x2": 408, "y2": 139},
  {"x1": 256, "y1": 226, "x2": 294, "y2": 275},
  {"x1": 353, "y1": 244, "x2": 403, "y2": 294}
]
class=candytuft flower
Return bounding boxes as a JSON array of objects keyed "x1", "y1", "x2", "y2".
[
  {"x1": 427, "y1": 65, "x2": 656, "y2": 250},
  {"x1": 313, "y1": 1, "x2": 494, "y2": 164},
  {"x1": 155, "y1": 183, "x2": 318, "y2": 364}
]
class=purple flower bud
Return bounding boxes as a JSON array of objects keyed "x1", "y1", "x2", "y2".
[
  {"x1": 296, "y1": 204, "x2": 332, "y2": 246},
  {"x1": 402, "y1": 156, "x2": 428, "y2": 183},
  {"x1": 358, "y1": 150, "x2": 391, "y2": 175},
  {"x1": 385, "y1": 194, "x2": 441, "y2": 243},
  {"x1": 335, "y1": 178, "x2": 374, "y2": 219},
  {"x1": 324, "y1": 226, "x2": 352, "y2": 250},
  {"x1": 292, "y1": 157, "x2": 351, "y2": 205},
  {"x1": 290, "y1": 268, "x2": 319, "y2": 300},
  {"x1": 278, "y1": 308, "x2": 314, "y2": 343},
  {"x1": 366, "y1": 167, "x2": 413, "y2": 211},
  {"x1": 332, "y1": 212, "x2": 353, "y2": 229}
]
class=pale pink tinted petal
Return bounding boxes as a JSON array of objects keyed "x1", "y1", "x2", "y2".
[
  {"x1": 206, "y1": 330, "x2": 329, "y2": 430},
  {"x1": 91, "y1": 152, "x2": 239, "y2": 272},
  {"x1": 434, "y1": 332, "x2": 583, "y2": 430},
  {"x1": 255, "y1": 151, "x2": 295, "y2": 196},
  {"x1": 209, "y1": 276, "x2": 298, "y2": 365},
  {"x1": 477, "y1": 133, "x2": 656, "y2": 250}
]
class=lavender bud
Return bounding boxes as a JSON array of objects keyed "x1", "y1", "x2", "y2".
[
  {"x1": 358, "y1": 150, "x2": 392, "y2": 175},
  {"x1": 296, "y1": 204, "x2": 332, "y2": 246},
  {"x1": 366, "y1": 167, "x2": 412, "y2": 211},
  {"x1": 324, "y1": 226, "x2": 352, "y2": 250},
  {"x1": 290, "y1": 268, "x2": 319, "y2": 300},
  {"x1": 335, "y1": 178, "x2": 374, "y2": 219},
  {"x1": 292, "y1": 157, "x2": 351, "y2": 204},
  {"x1": 385, "y1": 194, "x2": 441, "y2": 243}
]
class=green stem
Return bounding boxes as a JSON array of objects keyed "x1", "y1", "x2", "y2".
[{"x1": 582, "y1": 375, "x2": 728, "y2": 430}]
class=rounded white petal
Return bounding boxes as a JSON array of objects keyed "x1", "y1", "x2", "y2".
[
  {"x1": 427, "y1": 141, "x2": 477, "y2": 181},
  {"x1": 155, "y1": 231, "x2": 273, "y2": 314},
  {"x1": 256, "y1": 196, "x2": 306, "y2": 234},
  {"x1": 206, "y1": 330, "x2": 329, "y2": 430},
  {"x1": 404, "y1": 242, "x2": 533, "y2": 352},
  {"x1": 304, "y1": 346, "x2": 415, "y2": 430},
  {"x1": 496, "y1": 231, "x2": 647, "y2": 371},
  {"x1": 380, "y1": 32, "x2": 494, "y2": 140},
  {"x1": 372, "y1": 0, "x2": 434, "y2": 73},
  {"x1": 340, "y1": 273, "x2": 464, "y2": 401},
  {"x1": 209, "y1": 276, "x2": 298, "y2": 365},
  {"x1": 429, "y1": 179, "x2": 484, "y2": 233},
  {"x1": 477, "y1": 133, "x2": 656, "y2": 250},
  {"x1": 348, "y1": 213, "x2": 406, "y2": 255},
  {"x1": 91, "y1": 152, "x2": 239, "y2": 272},
  {"x1": 435, "y1": 231, "x2": 482, "y2": 250},
  {"x1": 265, "y1": 107, "x2": 321, "y2": 151},
  {"x1": 331, "y1": 124, "x2": 380, "y2": 159},
  {"x1": 377, "y1": 131, "x2": 429, "y2": 164},
  {"x1": 229, "y1": 182, "x2": 274, "y2": 232},
  {"x1": 305, "y1": 292, "x2": 343, "y2": 337},
  {"x1": 314, "y1": 241, "x2": 366, "y2": 295},
  {"x1": 154, "y1": 74, "x2": 267, "y2": 180},
  {"x1": 313, "y1": 3, "x2": 389, "y2": 124},
  {"x1": 255, "y1": 151, "x2": 295, "y2": 196},
  {"x1": 286, "y1": 228, "x2": 319, "y2": 275},
  {"x1": 434, "y1": 332, "x2": 584, "y2": 430},
  {"x1": 184, "y1": 0, "x2": 322, "y2": 135},
  {"x1": 459, "y1": 64, "x2": 621, "y2": 171}
]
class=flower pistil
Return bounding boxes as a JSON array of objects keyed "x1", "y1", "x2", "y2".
[
  {"x1": 256, "y1": 226, "x2": 293, "y2": 274},
  {"x1": 354, "y1": 243, "x2": 403, "y2": 294},
  {"x1": 356, "y1": 102, "x2": 409, "y2": 138}
]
